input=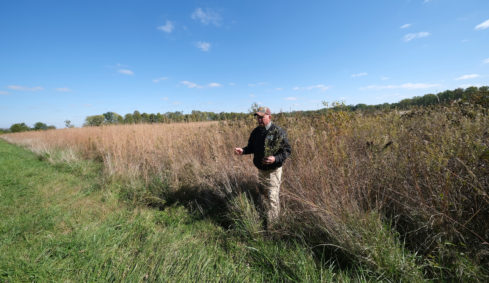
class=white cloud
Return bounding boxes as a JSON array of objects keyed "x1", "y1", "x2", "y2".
[
  {"x1": 285, "y1": 97, "x2": 297, "y2": 101},
  {"x1": 118, "y1": 69, "x2": 134, "y2": 75},
  {"x1": 293, "y1": 84, "x2": 330, "y2": 91},
  {"x1": 196, "y1": 41, "x2": 211, "y2": 52},
  {"x1": 400, "y1": 23, "x2": 411, "y2": 29},
  {"x1": 361, "y1": 83, "x2": 441, "y2": 90},
  {"x1": 153, "y1": 77, "x2": 168, "y2": 83},
  {"x1": 8, "y1": 85, "x2": 44, "y2": 91},
  {"x1": 275, "y1": 88, "x2": 283, "y2": 91},
  {"x1": 455, "y1": 74, "x2": 480, "y2": 80},
  {"x1": 475, "y1": 19, "x2": 489, "y2": 30},
  {"x1": 249, "y1": 93, "x2": 256, "y2": 97},
  {"x1": 381, "y1": 76, "x2": 390, "y2": 81},
  {"x1": 55, "y1": 88, "x2": 71, "y2": 92},
  {"x1": 157, "y1": 20, "x2": 174, "y2": 33},
  {"x1": 248, "y1": 82, "x2": 267, "y2": 87},
  {"x1": 191, "y1": 8, "x2": 221, "y2": 26},
  {"x1": 483, "y1": 58, "x2": 489, "y2": 64},
  {"x1": 208, "y1": 82, "x2": 221, "y2": 87},
  {"x1": 0, "y1": 91, "x2": 8, "y2": 95},
  {"x1": 180, "y1": 81, "x2": 203, "y2": 88},
  {"x1": 162, "y1": 97, "x2": 169, "y2": 101},
  {"x1": 228, "y1": 82, "x2": 236, "y2": 86},
  {"x1": 403, "y1": 32, "x2": 430, "y2": 42},
  {"x1": 351, "y1": 72, "x2": 368, "y2": 78}
]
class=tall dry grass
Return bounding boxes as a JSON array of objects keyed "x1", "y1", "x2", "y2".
[{"x1": 2, "y1": 103, "x2": 489, "y2": 280}]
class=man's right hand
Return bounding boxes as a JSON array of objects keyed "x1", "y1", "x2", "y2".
[{"x1": 234, "y1": 148, "x2": 244, "y2": 155}]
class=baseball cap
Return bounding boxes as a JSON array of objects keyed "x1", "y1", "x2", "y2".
[{"x1": 254, "y1": 106, "x2": 271, "y2": 117}]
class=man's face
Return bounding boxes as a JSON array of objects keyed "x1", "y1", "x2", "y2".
[{"x1": 256, "y1": 114, "x2": 271, "y2": 127}]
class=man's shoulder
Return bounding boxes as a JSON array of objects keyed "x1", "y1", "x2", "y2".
[{"x1": 270, "y1": 123, "x2": 286, "y2": 134}]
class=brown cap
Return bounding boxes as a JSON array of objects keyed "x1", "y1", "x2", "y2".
[{"x1": 254, "y1": 106, "x2": 271, "y2": 117}]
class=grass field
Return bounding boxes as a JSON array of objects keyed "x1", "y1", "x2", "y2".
[
  {"x1": 0, "y1": 139, "x2": 371, "y2": 282},
  {"x1": 2, "y1": 102, "x2": 489, "y2": 281}
]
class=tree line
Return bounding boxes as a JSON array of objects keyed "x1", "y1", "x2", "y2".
[
  {"x1": 84, "y1": 86, "x2": 487, "y2": 126},
  {"x1": 1, "y1": 86, "x2": 487, "y2": 133}
]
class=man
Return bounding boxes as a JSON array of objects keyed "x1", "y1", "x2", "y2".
[{"x1": 234, "y1": 106, "x2": 292, "y2": 227}]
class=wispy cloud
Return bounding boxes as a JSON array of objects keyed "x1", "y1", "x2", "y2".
[
  {"x1": 118, "y1": 69, "x2": 134, "y2": 75},
  {"x1": 191, "y1": 8, "x2": 221, "y2": 26},
  {"x1": 381, "y1": 76, "x2": 390, "y2": 81},
  {"x1": 8, "y1": 85, "x2": 44, "y2": 91},
  {"x1": 162, "y1": 97, "x2": 169, "y2": 101},
  {"x1": 361, "y1": 83, "x2": 441, "y2": 90},
  {"x1": 455, "y1": 74, "x2": 480, "y2": 80},
  {"x1": 483, "y1": 58, "x2": 489, "y2": 64},
  {"x1": 403, "y1": 32, "x2": 430, "y2": 42},
  {"x1": 208, "y1": 82, "x2": 221, "y2": 87},
  {"x1": 153, "y1": 77, "x2": 168, "y2": 83},
  {"x1": 0, "y1": 91, "x2": 8, "y2": 95},
  {"x1": 475, "y1": 19, "x2": 489, "y2": 30},
  {"x1": 180, "y1": 81, "x2": 203, "y2": 88},
  {"x1": 248, "y1": 82, "x2": 267, "y2": 87},
  {"x1": 293, "y1": 84, "x2": 330, "y2": 91},
  {"x1": 351, "y1": 72, "x2": 368, "y2": 78},
  {"x1": 55, "y1": 87, "x2": 71, "y2": 92},
  {"x1": 157, "y1": 20, "x2": 174, "y2": 33},
  {"x1": 285, "y1": 97, "x2": 297, "y2": 101},
  {"x1": 275, "y1": 88, "x2": 284, "y2": 91},
  {"x1": 249, "y1": 93, "x2": 256, "y2": 98},
  {"x1": 400, "y1": 23, "x2": 411, "y2": 29},
  {"x1": 196, "y1": 41, "x2": 211, "y2": 52}
]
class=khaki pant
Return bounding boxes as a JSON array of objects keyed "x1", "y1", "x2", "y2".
[{"x1": 258, "y1": 167, "x2": 283, "y2": 225}]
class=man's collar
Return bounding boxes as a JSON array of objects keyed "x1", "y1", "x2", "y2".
[{"x1": 265, "y1": 121, "x2": 272, "y2": 130}]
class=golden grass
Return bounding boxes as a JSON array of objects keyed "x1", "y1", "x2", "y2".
[{"x1": 2, "y1": 104, "x2": 489, "y2": 279}]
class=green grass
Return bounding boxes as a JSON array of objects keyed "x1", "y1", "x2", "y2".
[{"x1": 0, "y1": 139, "x2": 374, "y2": 282}]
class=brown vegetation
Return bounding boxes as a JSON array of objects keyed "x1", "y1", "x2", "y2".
[{"x1": 2, "y1": 103, "x2": 489, "y2": 280}]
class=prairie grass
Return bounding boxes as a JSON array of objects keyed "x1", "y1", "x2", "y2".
[{"x1": 2, "y1": 102, "x2": 489, "y2": 280}]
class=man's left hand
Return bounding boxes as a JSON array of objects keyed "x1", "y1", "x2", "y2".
[{"x1": 262, "y1": 156, "x2": 275, "y2": 164}]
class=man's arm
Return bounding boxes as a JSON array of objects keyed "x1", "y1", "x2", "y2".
[
  {"x1": 235, "y1": 129, "x2": 255, "y2": 155},
  {"x1": 241, "y1": 129, "x2": 255, "y2": 155}
]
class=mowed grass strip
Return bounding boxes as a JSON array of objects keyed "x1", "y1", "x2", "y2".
[
  {"x1": 0, "y1": 140, "x2": 258, "y2": 282},
  {"x1": 0, "y1": 140, "x2": 357, "y2": 282}
]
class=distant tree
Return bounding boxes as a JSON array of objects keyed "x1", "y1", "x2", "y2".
[
  {"x1": 64, "y1": 120, "x2": 74, "y2": 128},
  {"x1": 141, "y1": 113, "x2": 149, "y2": 123},
  {"x1": 10, "y1": 123, "x2": 30, "y2": 132},
  {"x1": 102, "y1": 112, "x2": 121, "y2": 124},
  {"x1": 249, "y1": 102, "x2": 260, "y2": 114},
  {"x1": 84, "y1": 115, "x2": 105, "y2": 126},
  {"x1": 124, "y1": 113, "x2": 134, "y2": 124},
  {"x1": 133, "y1": 111, "x2": 142, "y2": 123},
  {"x1": 33, "y1": 122, "x2": 48, "y2": 131},
  {"x1": 47, "y1": 125, "x2": 56, "y2": 130}
]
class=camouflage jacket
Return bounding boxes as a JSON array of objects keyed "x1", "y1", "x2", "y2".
[{"x1": 242, "y1": 123, "x2": 292, "y2": 170}]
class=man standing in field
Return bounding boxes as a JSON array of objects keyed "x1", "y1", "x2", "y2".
[{"x1": 234, "y1": 106, "x2": 292, "y2": 228}]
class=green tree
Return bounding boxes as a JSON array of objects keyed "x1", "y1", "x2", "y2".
[
  {"x1": 102, "y1": 112, "x2": 121, "y2": 124},
  {"x1": 64, "y1": 120, "x2": 74, "y2": 128},
  {"x1": 124, "y1": 113, "x2": 134, "y2": 124},
  {"x1": 84, "y1": 115, "x2": 105, "y2": 126},
  {"x1": 10, "y1": 123, "x2": 30, "y2": 132},
  {"x1": 133, "y1": 111, "x2": 142, "y2": 123},
  {"x1": 34, "y1": 122, "x2": 48, "y2": 131}
]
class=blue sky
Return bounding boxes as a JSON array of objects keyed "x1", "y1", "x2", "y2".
[{"x1": 1, "y1": 0, "x2": 488, "y2": 128}]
